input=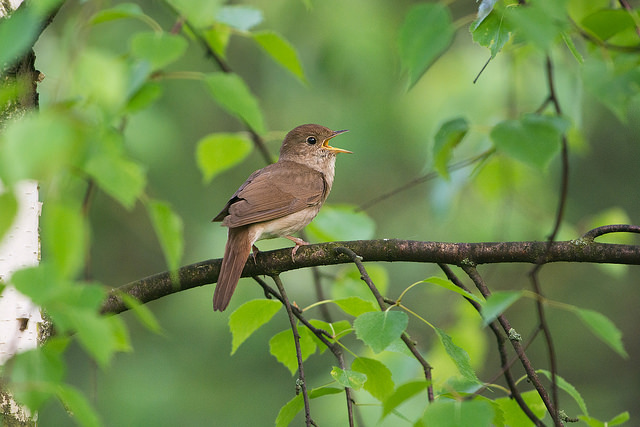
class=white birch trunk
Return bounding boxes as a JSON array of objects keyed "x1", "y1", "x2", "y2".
[
  {"x1": 0, "y1": 1, "x2": 43, "y2": 424},
  {"x1": 0, "y1": 180, "x2": 42, "y2": 422}
]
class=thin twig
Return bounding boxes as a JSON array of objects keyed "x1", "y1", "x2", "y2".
[
  {"x1": 300, "y1": 230, "x2": 333, "y2": 323},
  {"x1": 582, "y1": 224, "x2": 640, "y2": 241},
  {"x1": 335, "y1": 246, "x2": 434, "y2": 402},
  {"x1": 272, "y1": 274, "x2": 314, "y2": 427},
  {"x1": 357, "y1": 149, "x2": 494, "y2": 212},
  {"x1": 462, "y1": 265, "x2": 555, "y2": 424},
  {"x1": 253, "y1": 276, "x2": 355, "y2": 426},
  {"x1": 439, "y1": 264, "x2": 544, "y2": 426},
  {"x1": 525, "y1": 55, "x2": 569, "y2": 427},
  {"x1": 618, "y1": 0, "x2": 640, "y2": 38},
  {"x1": 165, "y1": 4, "x2": 274, "y2": 165}
]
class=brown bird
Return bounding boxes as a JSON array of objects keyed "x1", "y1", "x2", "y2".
[{"x1": 212, "y1": 124, "x2": 351, "y2": 311}]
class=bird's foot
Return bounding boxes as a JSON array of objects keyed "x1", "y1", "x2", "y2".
[
  {"x1": 250, "y1": 244, "x2": 261, "y2": 264},
  {"x1": 285, "y1": 236, "x2": 310, "y2": 262}
]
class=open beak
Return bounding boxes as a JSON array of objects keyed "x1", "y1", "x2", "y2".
[{"x1": 322, "y1": 129, "x2": 352, "y2": 154}]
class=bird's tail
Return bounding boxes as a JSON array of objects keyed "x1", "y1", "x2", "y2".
[{"x1": 213, "y1": 227, "x2": 252, "y2": 311}]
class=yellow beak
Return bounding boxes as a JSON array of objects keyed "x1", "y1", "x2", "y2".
[{"x1": 322, "y1": 129, "x2": 352, "y2": 154}]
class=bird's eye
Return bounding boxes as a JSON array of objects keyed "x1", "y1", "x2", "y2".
[{"x1": 306, "y1": 136, "x2": 317, "y2": 145}]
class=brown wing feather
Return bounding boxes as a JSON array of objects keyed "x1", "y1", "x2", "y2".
[{"x1": 214, "y1": 161, "x2": 327, "y2": 228}]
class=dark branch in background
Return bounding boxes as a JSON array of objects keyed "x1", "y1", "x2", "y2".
[
  {"x1": 357, "y1": 150, "x2": 494, "y2": 212},
  {"x1": 101, "y1": 236, "x2": 640, "y2": 315},
  {"x1": 582, "y1": 224, "x2": 640, "y2": 240},
  {"x1": 439, "y1": 264, "x2": 544, "y2": 426},
  {"x1": 461, "y1": 265, "x2": 555, "y2": 425},
  {"x1": 166, "y1": 5, "x2": 274, "y2": 164},
  {"x1": 527, "y1": 55, "x2": 568, "y2": 427},
  {"x1": 618, "y1": 0, "x2": 640, "y2": 38},
  {"x1": 272, "y1": 274, "x2": 315, "y2": 427}
]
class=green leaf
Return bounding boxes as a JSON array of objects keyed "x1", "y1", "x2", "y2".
[
  {"x1": 166, "y1": 0, "x2": 222, "y2": 29},
  {"x1": 330, "y1": 366, "x2": 367, "y2": 390},
  {"x1": 354, "y1": 310, "x2": 408, "y2": 353},
  {"x1": 130, "y1": 32, "x2": 188, "y2": 70},
  {"x1": 561, "y1": 31, "x2": 583, "y2": 64},
  {"x1": 472, "y1": 0, "x2": 498, "y2": 30},
  {"x1": 126, "y1": 82, "x2": 163, "y2": 112},
  {"x1": 433, "y1": 117, "x2": 469, "y2": 179},
  {"x1": 573, "y1": 307, "x2": 628, "y2": 358},
  {"x1": 579, "y1": 416, "x2": 606, "y2": 427},
  {"x1": 275, "y1": 394, "x2": 303, "y2": 427},
  {"x1": 334, "y1": 296, "x2": 377, "y2": 317},
  {"x1": 56, "y1": 384, "x2": 103, "y2": 427},
  {"x1": 352, "y1": 357, "x2": 394, "y2": 401},
  {"x1": 581, "y1": 10, "x2": 636, "y2": 42},
  {"x1": 538, "y1": 369, "x2": 588, "y2": 416},
  {"x1": 582, "y1": 56, "x2": 640, "y2": 123},
  {"x1": 422, "y1": 399, "x2": 494, "y2": 427},
  {"x1": 382, "y1": 380, "x2": 428, "y2": 417},
  {"x1": 496, "y1": 390, "x2": 546, "y2": 426},
  {"x1": 0, "y1": 111, "x2": 81, "y2": 184},
  {"x1": 216, "y1": 5, "x2": 263, "y2": 31},
  {"x1": 46, "y1": 285, "x2": 122, "y2": 367},
  {"x1": 305, "y1": 204, "x2": 375, "y2": 242},
  {"x1": 0, "y1": 189, "x2": 18, "y2": 243},
  {"x1": 203, "y1": 24, "x2": 232, "y2": 59},
  {"x1": 0, "y1": 6, "x2": 40, "y2": 68},
  {"x1": 42, "y1": 203, "x2": 86, "y2": 278},
  {"x1": 85, "y1": 152, "x2": 146, "y2": 210},
  {"x1": 146, "y1": 200, "x2": 184, "y2": 274},
  {"x1": 253, "y1": 31, "x2": 306, "y2": 83},
  {"x1": 506, "y1": 0, "x2": 570, "y2": 51},
  {"x1": 204, "y1": 73, "x2": 266, "y2": 134},
  {"x1": 471, "y1": 4, "x2": 512, "y2": 57},
  {"x1": 90, "y1": 3, "x2": 146, "y2": 25},
  {"x1": 480, "y1": 290, "x2": 523, "y2": 326},
  {"x1": 398, "y1": 3, "x2": 454, "y2": 88},
  {"x1": 421, "y1": 277, "x2": 483, "y2": 304},
  {"x1": 490, "y1": 114, "x2": 569, "y2": 170},
  {"x1": 269, "y1": 328, "x2": 317, "y2": 375},
  {"x1": 107, "y1": 315, "x2": 133, "y2": 353},
  {"x1": 307, "y1": 319, "x2": 352, "y2": 352},
  {"x1": 72, "y1": 49, "x2": 129, "y2": 114},
  {"x1": 119, "y1": 292, "x2": 162, "y2": 334},
  {"x1": 11, "y1": 264, "x2": 59, "y2": 305},
  {"x1": 11, "y1": 268, "x2": 127, "y2": 367},
  {"x1": 229, "y1": 299, "x2": 281, "y2": 354},
  {"x1": 9, "y1": 339, "x2": 67, "y2": 411},
  {"x1": 332, "y1": 265, "x2": 388, "y2": 302},
  {"x1": 196, "y1": 132, "x2": 253, "y2": 183},
  {"x1": 608, "y1": 411, "x2": 630, "y2": 426},
  {"x1": 434, "y1": 327, "x2": 479, "y2": 383},
  {"x1": 275, "y1": 387, "x2": 344, "y2": 427}
]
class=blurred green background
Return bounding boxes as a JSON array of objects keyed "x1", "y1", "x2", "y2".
[{"x1": 31, "y1": 0, "x2": 640, "y2": 425}]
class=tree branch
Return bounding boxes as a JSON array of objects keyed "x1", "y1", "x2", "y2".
[
  {"x1": 461, "y1": 264, "x2": 554, "y2": 425},
  {"x1": 101, "y1": 237, "x2": 640, "y2": 315},
  {"x1": 335, "y1": 246, "x2": 434, "y2": 402},
  {"x1": 271, "y1": 274, "x2": 315, "y2": 427}
]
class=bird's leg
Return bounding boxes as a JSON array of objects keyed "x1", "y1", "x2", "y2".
[
  {"x1": 284, "y1": 236, "x2": 310, "y2": 262},
  {"x1": 250, "y1": 244, "x2": 261, "y2": 264}
]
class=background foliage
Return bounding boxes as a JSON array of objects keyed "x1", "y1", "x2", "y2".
[{"x1": 1, "y1": 0, "x2": 640, "y2": 425}]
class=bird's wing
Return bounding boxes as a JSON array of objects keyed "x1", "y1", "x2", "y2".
[{"x1": 214, "y1": 161, "x2": 327, "y2": 228}]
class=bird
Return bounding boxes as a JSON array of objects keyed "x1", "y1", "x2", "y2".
[{"x1": 211, "y1": 124, "x2": 351, "y2": 311}]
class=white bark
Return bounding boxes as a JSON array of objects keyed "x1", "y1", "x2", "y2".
[
  {"x1": 0, "y1": 181, "x2": 42, "y2": 421},
  {"x1": 1, "y1": 1, "x2": 44, "y2": 424}
]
